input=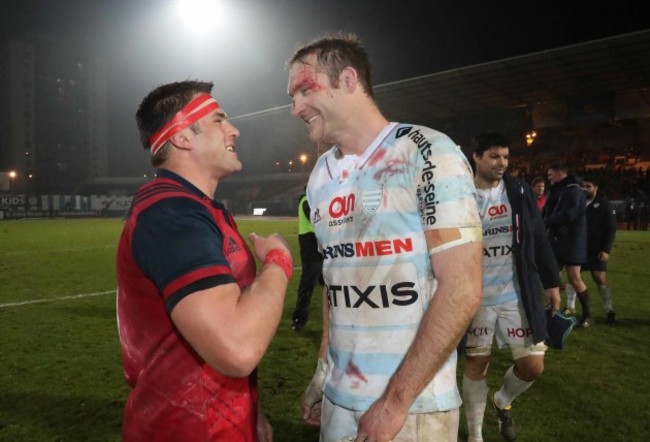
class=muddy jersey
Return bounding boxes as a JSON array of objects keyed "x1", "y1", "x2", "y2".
[
  {"x1": 476, "y1": 180, "x2": 519, "y2": 306},
  {"x1": 116, "y1": 169, "x2": 259, "y2": 441},
  {"x1": 307, "y1": 123, "x2": 480, "y2": 412}
]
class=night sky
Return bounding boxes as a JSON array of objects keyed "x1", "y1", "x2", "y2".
[{"x1": 2, "y1": 0, "x2": 650, "y2": 176}]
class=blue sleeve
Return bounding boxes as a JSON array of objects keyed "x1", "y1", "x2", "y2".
[{"x1": 132, "y1": 197, "x2": 234, "y2": 291}]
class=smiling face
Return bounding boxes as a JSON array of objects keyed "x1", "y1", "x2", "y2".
[
  {"x1": 473, "y1": 146, "x2": 509, "y2": 187},
  {"x1": 193, "y1": 105, "x2": 241, "y2": 178},
  {"x1": 287, "y1": 54, "x2": 343, "y2": 144}
]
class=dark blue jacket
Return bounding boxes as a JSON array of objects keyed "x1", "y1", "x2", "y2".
[
  {"x1": 504, "y1": 174, "x2": 561, "y2": 344},
  {"x1": 586, "y1": 193, "x2": 617, "y2": 255},
  {"x1": 543, "y1": 174, "x2": 587, "y2": 265}
]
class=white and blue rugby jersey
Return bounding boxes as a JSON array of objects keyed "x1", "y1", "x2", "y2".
[
  {"x1": 306, "y1": 123, "x2": 480, "y2": 413},
  {"x1": 476, "y1": 180, "x2": 519, "y2": 306}
]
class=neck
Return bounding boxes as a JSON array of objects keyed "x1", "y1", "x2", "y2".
[
  {"x1": 163, "y1": 162, "x2": 218, "y2": 198},
  {"x1": 335, "y1": 102, "x2": 389, "y2": 156},
  {"x1": 475, "y1": 176, "x2": 500, "y2": 190}
]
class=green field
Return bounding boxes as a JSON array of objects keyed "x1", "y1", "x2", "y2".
[{"x1": 1, "y1": 218, "x2": 649, "y2": 441}]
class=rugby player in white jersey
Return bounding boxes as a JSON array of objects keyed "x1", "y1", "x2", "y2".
[
  {"x1": 288, "y1": 33, "x2": 483, "y2": 442},
  {"x1": 462, "y1": 132, "x2": 561, "y2": 441}
]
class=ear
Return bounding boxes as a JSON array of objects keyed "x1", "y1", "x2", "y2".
[
  {"x1": 169, "y1": 129, "x2": 193, "y2": 151},
  {"x1": 340, "y1": 66, "x2": 359, "y2": 92}
]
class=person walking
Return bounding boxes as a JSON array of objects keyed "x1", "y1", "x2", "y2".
[
  {"x1": 582, "y1": 175, "x2": 617, "y2": 324},
  {"x1": 544, "y1": 162, "x2": 591, "y2": 327},
  {"x1": 462, "y1": 132, "x2": 561, "y2": 442},
  {"x1": 288, "y1": 33, "x2": 483, "y2": 441}
]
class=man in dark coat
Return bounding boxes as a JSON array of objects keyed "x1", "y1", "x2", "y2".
[
  {"x1": 463, "y1": 132, "x2": 561, "y2": 442},
  {"x1": 543, "y1": 162, "x2": 592, "y2": 327},
  {"x1": 582, "y1": 175, "x2": 617, "y2": 324}
]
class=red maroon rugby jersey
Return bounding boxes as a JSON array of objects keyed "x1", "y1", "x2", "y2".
[{"x1": 116, "y1": 169, "x2": 258, "y2": 441}]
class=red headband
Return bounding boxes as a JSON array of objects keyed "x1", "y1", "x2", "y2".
[{"x1": 149, "y1": 93, "x2": 220, "y2": 154}]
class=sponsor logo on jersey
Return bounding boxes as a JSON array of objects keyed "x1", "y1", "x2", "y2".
[
  {"x1": 486, "y1": 204, "x2": 509, "y2": 219},
  {"x1": 361, "y1": 187, "x2": 383, "y2": 215},
  {"x1": 402, "y1": 128, "x2": 438, "y2": 227},
  {"x1": 321, "y1": 237, "x2": 413, "y2": 260},
  {"x1": 417, "y1": 182, "x2": 439, "y2": 226},
  {"x1": 467, "y1": 326, "x2": 489, "y2": 337},
  {"x1": 397, "y1": 125, "x2": 440, "y2": 226},
  {"x1": 483, "y1": 244, "x2": 513, "y2": 257},
  {"x1": 506, "y1": 327, "x2": 533, "y2": 338},
  {"x1": 328, "y1": 194, "x2": 355, "y2": 227},
  {"x1": 483, "y1": 225, "x2": 513, "y2": 236},
  {"x1": 329, "y1": 194, "x2": 355, "y2": 218},
  {"x1": 312, "y1": 208, "x2": 322, "y2": 225},
  {"x1": 395, "y1": 126, "x2": 412, "y2": 139},
  {"x1": 225, "y1": 236, "x2": 242, "y2": 254},
  {"x1": 326, "y1": 281, "x2": 418, "y2": 308}
]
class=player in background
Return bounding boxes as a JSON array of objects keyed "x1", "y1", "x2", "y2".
[
  {"x1": 565, "y1": 175, "x2": 617, "y2": 324},
  {"x1": 463, "y1": 132, "x2": 561, "y2": 442},
  {"x1": 543, "y1": 162, "x2": 591, "y2": 327}
]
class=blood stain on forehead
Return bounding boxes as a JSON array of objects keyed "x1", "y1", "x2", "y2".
[{"x1": 289, "y1": 63, "x2": 324, "y2": 96}]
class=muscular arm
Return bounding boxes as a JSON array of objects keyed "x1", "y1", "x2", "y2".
[
  {"x1": 356, "y1": 232, "x2": 482, "y2": 440},
  {"x1": 171, "y1": 233, "x2": 291, "y2": 378}
]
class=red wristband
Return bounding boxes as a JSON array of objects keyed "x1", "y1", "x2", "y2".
[{"x1": 263, "y1": 249, "x2": 293, "y2": 280}]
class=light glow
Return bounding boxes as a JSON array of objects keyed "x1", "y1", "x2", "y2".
[{"x1": 177, "y1": 0, "x2": 225, "y2": 37}]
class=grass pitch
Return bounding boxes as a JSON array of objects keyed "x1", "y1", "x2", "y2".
[{"x1": 0, "y1": 218, "x2": 649, "y2": 441}]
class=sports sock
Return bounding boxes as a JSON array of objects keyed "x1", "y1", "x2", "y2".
[
  {"x1": 494, "y1": 366, "x2": 534, "y2": 409},
  {"x1": 462, "y1": 374, "x2": 488, "y2": 442},
  {"x1": 577, "y1": 289, "x2": 591, "y2": 318},
  {"x1": 598, "y1": 285, "x2": 614, "y2": 312},
  {"x1": 566, "y1": 284, "x2": 576, "y2": 310}
]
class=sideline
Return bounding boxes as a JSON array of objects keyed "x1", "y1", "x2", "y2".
[
  {"x1": 0, "y1": 290, "x2": 115, "y2": 308},
  {"x1": 1, "y1": 264, "x2": 304, "y2": 309}
]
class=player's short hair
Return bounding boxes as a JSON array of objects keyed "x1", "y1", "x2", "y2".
[
  {"x1": 288, "y1": 33, "x2": 375, "y2": 99},
  {"x1": 548, "y1": 162, "x2": 571, "y2": 173},
  {"x1": 471, "y1": 131, "x2": 511, "y2": 157},
  {"x1": 582, "y1": 175, "x2": 600, "y2": 186},
  {"x1": 136, "y1": 80, "x2": 214, "y2": 166}
]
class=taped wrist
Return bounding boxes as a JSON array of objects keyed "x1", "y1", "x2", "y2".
[
  {"x1": 263, "y1": 249, "x2": 293, "y2": 280},
  {"x1": 303, "y1": 357, "x2": 328, "y2": 407},
  {"x1": 428, "y1": 226, "x2": 482, "y2": 256}
]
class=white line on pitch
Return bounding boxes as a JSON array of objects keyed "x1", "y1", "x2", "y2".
[
  {"x1": 0, "y1": 290, "x2": 115, "y2": 308},
  {"x1": 0, "y1": 266, "x2": 304, "y2": 309},
  {"x1": 2, "y1": 245, "x2": 115, "y2": 256}
]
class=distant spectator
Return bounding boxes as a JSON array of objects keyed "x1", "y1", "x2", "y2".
[
  {"x1": 625, "y1": 197, "x2": 639, "y2": 230},
  {"x1": 531, "y1": 176, "x2": 547, "y2": 211},
  {"x1": 640, "y1": 198, "x2": 649, "y2": 231}
]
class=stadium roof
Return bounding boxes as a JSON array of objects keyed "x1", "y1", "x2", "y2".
[{"x1": 231, "y1": 29, "x2": 650, "y2": 172}]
